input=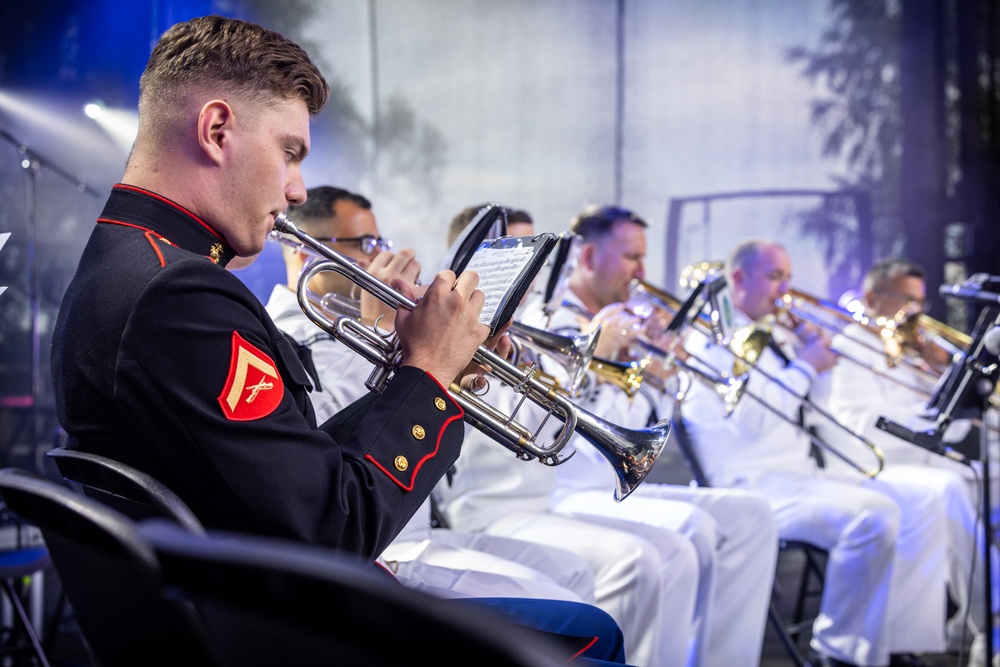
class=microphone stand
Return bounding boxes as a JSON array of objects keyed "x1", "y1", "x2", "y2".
[
  {"x1": 0, "y1": 127, "x2": 100, "y2": 471},
  {"x1": 934, "y1": 306, "x2": 1000, "y2": 663},
  {"x1": 878, "y1": 303, "x2": 1000, "y2": 662},
  {"x1": 978, "y1": 382, "x2": 995, "y2": 665}
]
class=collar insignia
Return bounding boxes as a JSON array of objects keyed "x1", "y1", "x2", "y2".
[{"x1": 209, "y1": 243, "x2": 224, "y2": 264}]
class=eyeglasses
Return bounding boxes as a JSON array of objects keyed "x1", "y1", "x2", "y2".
[
  {"x1": 875, "y1": 290, "x2": 929, "y2": 313},
  {"x1": 313, "y1": 235, "x2": 393, "y2": 256}
]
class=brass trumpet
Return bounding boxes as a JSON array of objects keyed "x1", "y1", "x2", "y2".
[{"x1": 273, "y1": 214, "x2": 669, "y2": 501}]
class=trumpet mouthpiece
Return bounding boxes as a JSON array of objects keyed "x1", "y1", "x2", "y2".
[{"x1": 273, "y1": 212, "x2": 294, "y2": 233}]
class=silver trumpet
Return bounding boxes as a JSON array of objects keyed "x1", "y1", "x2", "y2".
[
  {"x1": 271, "y1": 230, "x2": 598, "y2": 397},
  {"x1": 273, "y1": 213, "x2": 669, "y2": 501}
]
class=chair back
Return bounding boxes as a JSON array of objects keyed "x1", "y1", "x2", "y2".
[
  {"x1": 0, "y1": 468, "x2": 220, "y2": 667},
  {"x1": 141, "y1": 520, "x2": 568, "y2": 667},
  {"x1": 671, "y1": 416, "x2": 712, "y2": 487},
  {"x1": 46, "y1": 447, "x2": 205, "y2": 535}
]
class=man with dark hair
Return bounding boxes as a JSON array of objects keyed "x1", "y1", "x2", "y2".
[
  {"x1": 51, "y1": 16, "x2": 629, "y2": 664},
  {"x1": 437, "y1": 203, "x2": 704, "y2": 667},
  {"x1": 55, "y1": 12, "x2": 482, "y2": 556},
  {"x1": 447, "y1": 203, "x2": 535, "y2": 247}
]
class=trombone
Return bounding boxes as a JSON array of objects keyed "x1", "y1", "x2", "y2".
[
  {"x1": 774, "y1": 291, "x2": 940, "y2": 398},
  {"x1": 272, "y1": 214, "x2": 669, "y2": 502},
  {"x1": 776, "y1": 290, "x2": 962, "y2": 384},
  {"x1": 546, "y1": 298, "x2": 652, "y2": 399},
  {"x1": 680, "y1": 261, "x2": 966, "y2": 384},
  {"x1": 626, "y1": 277, "x2": 885, "y2": 478}
]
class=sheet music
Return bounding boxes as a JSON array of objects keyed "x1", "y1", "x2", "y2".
[{"x1": 465, "y1": 244, "x2": 536, "y2": 327}]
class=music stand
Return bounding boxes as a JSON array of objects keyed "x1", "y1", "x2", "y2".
[{"x1": 441, "y1": 203, "x2": 507, "y2": 274}]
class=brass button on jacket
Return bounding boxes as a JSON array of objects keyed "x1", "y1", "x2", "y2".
[
  {"x1": 411, "y1": 425, "x2": 426, "y2": 440},
  {"x1": 394, "y1": 456, "x2": 408, "y2": 471}
]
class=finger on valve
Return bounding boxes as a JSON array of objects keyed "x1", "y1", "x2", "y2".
[{"x1": 396, "y1": 272, "x2": 489, "y2": 384}]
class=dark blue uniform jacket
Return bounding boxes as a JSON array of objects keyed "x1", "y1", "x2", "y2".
[{"x1": 51, "y1": 184, "x2": 464, "y2": 561}]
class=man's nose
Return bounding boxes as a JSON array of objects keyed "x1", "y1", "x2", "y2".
[{"x1": 286, "y1": 166, "x2": 307, "y2": 206}]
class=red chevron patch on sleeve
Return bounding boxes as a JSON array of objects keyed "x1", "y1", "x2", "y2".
[{"x1": 217, "y1": 331, "x2": 285, "y2": 421}]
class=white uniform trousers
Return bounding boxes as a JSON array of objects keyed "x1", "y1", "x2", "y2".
[
  {"x1": 879, "y1": 464, "x2": 999, "y2": 641},
  {"x1": 753, "y1": 471, "x2": 948, "y2": 666},
  {"x1": 481, "y1": 510, "x2": 699, "y2": 667},
  {"x1": 385, "y1": 536, "x2": 591, "y2": 603},
  {"x1": 554, "y1": 485, "x2": 778, "y2": 667}
]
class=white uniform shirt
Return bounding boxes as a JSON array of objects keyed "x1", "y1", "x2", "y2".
[
  {"x1": 821, "y1": 322, "x2": 941, "y2": 472},
  {"x1": 679, "y1": 311, "x2": 819, "y2": 487}
]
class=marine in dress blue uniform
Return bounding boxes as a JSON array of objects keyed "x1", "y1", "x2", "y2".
[
  {"x1": 52, "y1": 183, "x2": 628, "y2": 665},
  {"x1": 52, "y1": 184, "x2": 464, "y2": 559}
]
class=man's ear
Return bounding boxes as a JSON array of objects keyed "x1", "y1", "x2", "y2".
[
  {"x1": 197, "y1": 100, "x2": 234, "y2": 165},
  {"x1": 863, "y1": 289, "x2": 878, "y2": 311},
  {"x1": 729, "y1": 266, "x2": 745, "y2": 290},
  {"x1": 579, "y1": 243, "x2": 597, "y2": 271}
]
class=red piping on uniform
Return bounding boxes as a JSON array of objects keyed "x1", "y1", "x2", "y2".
[
  {"x1": 570, "y1": 636, "x2": 599, "y2": 661},
  {"x1": 113, "y1": 184, "x2": 224, "y2": 241},
  {"x1": 365, "y1": 369, "x2": 465, "y2": 490},
  {"x1": 365, "y1": 409, "x2": 463, "y2": 491},
  {"x1": 144, "y1": 231, "x2": 167, "y2": 268},
  {"x1": 97, "y1": 218, "x2": 153, "y2": 232},
  {"x1": 424, "y1": 370, "x2": 464, "y2": 414}
]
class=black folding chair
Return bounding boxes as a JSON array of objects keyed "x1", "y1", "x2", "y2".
[
  {"x1": 0, "y1": 467, "x2": 221, "y2": 667},
  {"x1": 43, "y1": 448, "x2": 583, "y2": 665},
  {"x1": 46, "y1": 446, "x2": 205, "y2": 535},
  {"x1": 139, "y1": 519, "x2": 569, "y2": 667},
  {"x1": 671, "y1": 416, "x2": 827, "y2": 666}
]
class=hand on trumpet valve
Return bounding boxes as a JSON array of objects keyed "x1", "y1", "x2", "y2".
[
  {"x1": 395, "y1": 269, "x2": 492, "y2": 385},
  {"x1": 590, "y1": 303, "x2": 644, "y2": 360},
  {"x1": 359, "y1": 248, "x2": 423, "y2": 329}
]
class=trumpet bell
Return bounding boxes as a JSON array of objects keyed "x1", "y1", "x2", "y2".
[
  {"x1": 275, "y1": 212, "x2": 665, "y2": 501},
  {"x1": 509, "y1": 322, "x2": 599, "y2": 397},
  {"x1": 573, "y1": 409, "x2": 670, "y2": 502}
]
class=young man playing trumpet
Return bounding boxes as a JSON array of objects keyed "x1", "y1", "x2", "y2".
[
  {"x1": 53, "y1": 16, "x2": 630, "y2": 663},
  {"x1": 679, "y1": 239, "x2": 950, "y2": 667}
]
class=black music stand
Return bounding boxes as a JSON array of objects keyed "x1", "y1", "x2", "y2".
[
  {"x1": 933, "y1": 304, "x2": 1000, "y2": 663},
  {"x1": 881, "y1": 302, "x2": 1000, "y2": 661}
]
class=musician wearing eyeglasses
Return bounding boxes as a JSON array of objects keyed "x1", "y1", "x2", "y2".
[
  {"x1": 820, "y1": 258, "x2": 998, "y2": 665},
  {"x1": 264, "y1": 185, "x2": 606, "y2": 606},
  {"x1": 506, "y1": 205, "x2": 781, "y2": 667},
  {"x1": 679, "y1": 239, "x2": 950, "y2": 667}
]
